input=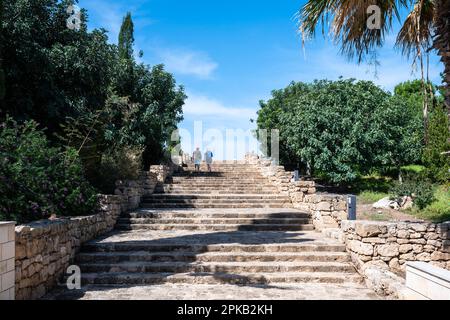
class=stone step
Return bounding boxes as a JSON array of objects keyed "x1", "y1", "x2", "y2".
[
  {"x1": 154, "y1": 190, "x2": 279, "y2": 195},
  {"x1": 167, "y1": 183, "x2": 273, "y2": 187},
  {"x1": 140, "y1": 203, "x2": 294, "y2": 209},
  {"x1": 143, "y1": 194, "x2": 290, "y2": 200},
  {"x1": 155, "y1": 185, "x2": 278, "y2": 190},
  {"x1": 154, "y1": 189, "x2": 280, "y2": 194},
  {"x1": 169, "y1": 179, "x2": 268, "y2": 184},
  {"x1": 82, "y1": 242, "x2": 347, "y2": 253},
  {"x1": 75, "y1": 272, "x2": 363, "y2": 285},
  {"x1": 76, "y1": 251, "x2": 350, "y2": 263},
  {"x1": 140, "y1": 201, "x2": 291, "y2": 206},
  {"x1": 78, "y1": 261, "x2": 356, "y2": 274},
  {"x1": 118, "y1": 218, "x2": 311, "y2": 225},
  {"x1": 123, "y1": 210, "x2": 310, "y2": 219},
  {"x1": 115, "y1": 223, "x2": 313, "y2": 231}
]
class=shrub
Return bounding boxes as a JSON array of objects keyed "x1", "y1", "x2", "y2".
[
  {"x1": 390, "y1": 174, "x2": 435, "y2": 210},
  {"x1": 92, "y1": 146, "x2": 143, "y2": 194},
  {"x1": 0, "y1": 118, "x2": 99, "y2": 224}
]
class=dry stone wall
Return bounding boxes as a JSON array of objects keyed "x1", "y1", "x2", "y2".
[
  {"x1": 341, "y1": 220, "x2": 450, "y2": 273},
  {"x1": 14, "y1": 165, "x2": 177, "y2": 300},
  {"x1": 244, "y1": 154, "x2": 316, "y2": 210}
]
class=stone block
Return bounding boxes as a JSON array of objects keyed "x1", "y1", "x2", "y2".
[
  {"x1": 362, "y1": 237, "x2": 386, "y2": 244},
  {"x1": 355, "y1": 222, "x2": 386, "y2": 237},
  {"x1": 399, "y1": 244, "x2": 413, "y2": 254},
  {"x1": 347, "y1": 240, "x2": 374, "y2": 256},
  {"x1": 315, "y1": 202, "x2": 332, "y2": 211},
  {"x1": 377, "y1": 244, "x2": 399, "y2": 257},
  {"x1": 1, "y1": 270, "x2": 15, "y2": 290},
  {"x1": 1, "y1": 241, "x2": 14, "y2": 261}
]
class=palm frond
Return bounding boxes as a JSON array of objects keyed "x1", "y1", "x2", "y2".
[
  {"x1": 297, "y1": 0, "x2": 413, "y2": 62},
  {"x1": 396, "y1": 0, "x2": 436, "y2": 60}
]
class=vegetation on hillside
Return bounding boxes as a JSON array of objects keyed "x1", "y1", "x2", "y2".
[{"x1": 0, "y1": 0, "x2": 186, "y2": 223}]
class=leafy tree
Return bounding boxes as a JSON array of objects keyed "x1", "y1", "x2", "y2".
[
  {"x1": 1, "y1": 0, "x2": 186, "y2": 183},
  {"x1": 258, "y1": 79, "x2": 422, "y2": 184},
  {"x1": 256, "y1": 82, "x2": 309, "y2": 169},
  {"x1": 423, "y1": 103, "x2": 450, "y2": 182},
  {"x1": 118, "y1": 12, "x2": 134, "y2": 61},
  {"x1": 1, "y1": 0, "x2": 115, "y2": 135}
]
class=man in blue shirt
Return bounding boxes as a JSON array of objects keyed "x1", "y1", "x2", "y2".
[{"x1": 204, "y1": 149, "x2": 213, "y2": 172}]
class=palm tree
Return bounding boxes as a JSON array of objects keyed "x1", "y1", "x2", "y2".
[{"x1": 297, "y1": 0, "x2": 450, "y2": 139}]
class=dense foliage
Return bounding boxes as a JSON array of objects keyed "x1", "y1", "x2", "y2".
[
  {"x1": 1, "y1": 0, "x2": 185, "y2": 192},
  {"x1": 257, "y1": 79, "x2": 423, "y2": 184},
  {"x1": 394, "y1": 79, "x2": 450, "y2": 183},
  {"x1": 0, "y1": 118, "x2": 98, "y2": 224},
  {"x1": 0, "y1": 0, "x2": 185, "y2": 223},
  {"x1": 390, "y1": 174, "x2": 435, "y2": 210},
  {"x1": 423, "y1": 103, "x2": 450, "y2": 182}
]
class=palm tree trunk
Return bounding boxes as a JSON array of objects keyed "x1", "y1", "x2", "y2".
[{"x1": 433, "y1": 0, "x2": 450, "y2": 137}]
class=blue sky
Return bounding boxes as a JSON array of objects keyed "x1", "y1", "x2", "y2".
[{"x1": 80, "y1": 0, "x2": 443, "y2": 160}]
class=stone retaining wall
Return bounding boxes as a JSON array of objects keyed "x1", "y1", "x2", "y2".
[
  {"x1": 244, "y1": 154, "x2": 316, "y2": 209},
  {"x1": 304, "y1": 194, "x2": 348, "y2": 231},
  {"x1": 14, "y1": 165, "x2": 176, "y2": 300},
  {"x1": 341, "y1": 220, "x2": 450, "y2": 273}
]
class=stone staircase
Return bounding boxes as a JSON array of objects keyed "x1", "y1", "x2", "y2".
[{"x1": 48, "y1": 162, "x2": 379, "y2": 299}]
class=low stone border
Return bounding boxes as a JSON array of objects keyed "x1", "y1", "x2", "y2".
[{"x1": 341, "y1": 220, "x2": 450, "y2": 273}]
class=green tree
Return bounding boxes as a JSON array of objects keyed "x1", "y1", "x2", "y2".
[
  {"x1": 423, "y1": 103, "x2": 450, "y2": 182},
  {"x1": 256, "y1": 82, "x2": 309, "y2": 169},
  {"x1": 258, "y1": 79, "x2": 422, "y2": 184},
  {"x1": 118, "y1": 12, "x2": 134, "y2": 61}
]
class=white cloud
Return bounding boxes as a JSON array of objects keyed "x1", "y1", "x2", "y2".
[
  {"x1": 183, "y1": 93, "x2": 257, "y2": 119},
  {"x1": 158, "y1": 49, "x2": 218, "y2": 79}
]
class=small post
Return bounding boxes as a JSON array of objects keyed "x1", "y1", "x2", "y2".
[
  {"x1": 294, "y1": 170, "x2": 299, "y2": 181},
  {"x1": 347, "y1": 195, "x2": 357, "y2": 220}
]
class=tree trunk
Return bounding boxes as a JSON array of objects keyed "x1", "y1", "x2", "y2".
[{"x1": 433, "y1": 0, "x2": 450, "y2": 139}]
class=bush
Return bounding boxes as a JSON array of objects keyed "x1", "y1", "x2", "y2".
[
  {"x1": 258, "y1": 79, "x2": 423, "y2": 184},
  {"x1": 0, "y1": 118, "x2": 99, "y2": 224},
  {"x1": 92, "y1": 147, "x2": 143, "y2": 194},
  {"x1": 390, "y1": 174, "x2": 435, "y2": 210}
]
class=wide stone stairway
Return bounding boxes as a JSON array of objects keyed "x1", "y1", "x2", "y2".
[{"x1": 45, "y1": 162, "x2": 379, "y2": 299}]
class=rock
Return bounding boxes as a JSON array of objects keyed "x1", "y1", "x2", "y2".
[
  {"x1": 377, "y1": 244, "x2": 399, "y2": 257},
  {"x1": 397, "y1": 230, "x2": 409, "y2": 239},
  {"x1": 389, "y1": 258, "x2": 401, "y2": 270},
  {"x1": 355, "y1": 222, "x2": 386, "y2": 237},
  {"x1": 430, "y1": 251, "x2": 450, "y2": 261},
  {"x1": 347, "y1": 240, "x2": 374, "y2": 256},
  {"x1": 399, "y1": 196, "x2": 413, "y2": 210},
  {"x1": 416, "y1": 252, "x2": 431, "y2": 261},
  {"x1": 399, "y1": 244, "x2": 413, "y2": 253},
  {"x1": 373, "y1": 197, "x2": 399, "y2": 210},
  {"x1": 409, "y1": 223, "x2": 428, "y2": 232}
]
